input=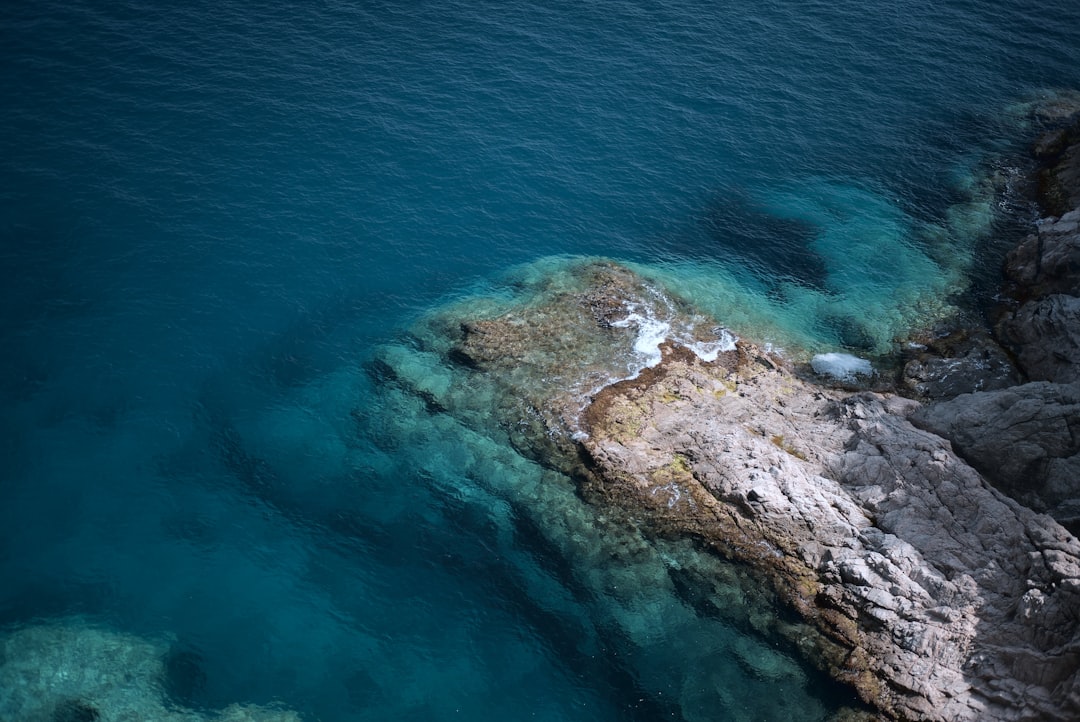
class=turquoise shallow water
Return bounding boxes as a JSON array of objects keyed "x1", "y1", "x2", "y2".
[{"x1": 3, "y1": 0, "x2": 1080, "y2": 719}]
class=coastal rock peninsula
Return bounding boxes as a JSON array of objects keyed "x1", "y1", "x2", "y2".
[
  {"x1": 369, "y1": 99, "x2": 1080, "y2": 722},
  {"x1": 924, "y1": 101, "x2": 1080, "y2": 536},
  {"x1": 408, "y1": 248, "x2": 1080, "y2": 720}
]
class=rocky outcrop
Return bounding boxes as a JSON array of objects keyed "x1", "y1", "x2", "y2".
[
  {"x1": 401, "y1": 255, "x2": 1080, "y2": 721},
  {"x1": 900, "y1": 329, "x2": 1020, "y2": 399},
  {"x1": 998, "y1": 293, "x2": 1080, "y2": 384},
  {"x1": 1032, "y1": 95, "x2": 1080, "y2": 217},
  {"x1": 911, "y1": 381, "x2": 1080, "y2": 535},
  {"x1": 578, "y1": 341, "x2": 1080, "y2": 722},
  {"x1": 371, "y1": 97, "x2": 1080, "y2": 719},
  {"x1": 996, "y1": 101, "x2": 1080, "y2": 386},
  {"x1": 997, "y1": 206, "x2": 1080, "y2": 385},
  {"x1": 912, "y1": 100, "x2": 1080, "y2": 538}
]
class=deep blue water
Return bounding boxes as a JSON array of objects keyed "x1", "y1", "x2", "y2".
[{"x1": 3, "y1": 0, "x2": 1080, "y2": 720}]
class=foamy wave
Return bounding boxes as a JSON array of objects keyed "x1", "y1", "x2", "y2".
[
  {"x1": 612, "y1": 311, "x2": 671, "y2": 369},
  {"x1": 612, "y1": 293, "x2": 739, "y2": 377}
]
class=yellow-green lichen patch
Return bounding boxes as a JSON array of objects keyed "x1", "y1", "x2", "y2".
[{"x1": 770, "y1": 434, "x2": 808, "y2": 461}]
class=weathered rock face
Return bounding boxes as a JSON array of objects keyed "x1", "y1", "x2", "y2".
[
  {"x1": 911, "y1": 381, "x2": 1080, "y2": 534},
  {"x1": 580, "y1": 344, "x2": 1080, "y2": 722},
  {"x1": 996, "y1": 101, "x2": 1080, "y2": 386},
  {"x1": 997, "y1": 293, "x2": 1080, "y2": 384},
  {"x1": 997, "y1": 205, "x2": 1080, "y2": 386},
  {"x1": 1032, "y1": 97, "x2": 1080, "y2": 216},
  {"x1": 1004, "y1": 210, "x2": 1080, "y2": 299},
  {"x1": 370, "y1": 259, "x2": 861, "y2": 722}
]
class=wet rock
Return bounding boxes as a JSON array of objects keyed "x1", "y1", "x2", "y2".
[
  {"x1": 1032, "y1": 98, "x2": 1080, "y2": 216},
  {"x1": 900, "y1": 329, "x2": 1020, "y2": 399},
  {"x1": 1003, "y1": 211, "x2": 1080, "y2": 298}
]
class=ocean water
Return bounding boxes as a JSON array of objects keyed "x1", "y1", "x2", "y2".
[{"x1": 2, "y1": 0, "x2": 1080, "y2": 719}]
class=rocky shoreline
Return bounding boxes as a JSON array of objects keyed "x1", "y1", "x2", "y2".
[
  {"x1": 576, "y1": 103, "x2": 1080, "y2": 720},
  {"x1": 578, "y1": 338, "x2": 1078, "y2": 721},
  {"x1": 402, "y1": 100, "x2": 1080, "y2": 720},
  {"x1": 598, "y1": 107, "x2": 1080, "y2": 721},
  {"x1": 356, "y1": 96, "x2": 1080, "y2": 721}
]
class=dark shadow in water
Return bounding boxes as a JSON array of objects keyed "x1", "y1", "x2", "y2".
[
  {"x1": 815, "y1": 312, "x2": 878, "y2": 353},
  {"x1": 665, "y1": 188, "x2": 829, "y2": 290},
  {"x1": 50, "y1": 699, "x2": 101, "y2": 722},
  {"x1": 0, "y1": 579, "x2": 116, "y2": 631},
  {"x1": 163, "y1": 645, "x2": 209, "y2": 708}
]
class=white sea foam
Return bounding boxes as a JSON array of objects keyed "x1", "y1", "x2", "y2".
[
  {"x1": 612, "y1": 311, "x2": 671, "y2": 369},
  {"x1": 686, "y1": 329, "x2": 738, "y2": 362},
  {"x1": 612, "y1": 294, "x2": 739, "y2": 376},
  {"x1": 811, "y1": 352, "x2": 873, "y2": 381}
]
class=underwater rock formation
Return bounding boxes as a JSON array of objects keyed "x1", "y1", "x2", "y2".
[{"x1": 0, "y1": 621, "x2": 301, "y2": 722}]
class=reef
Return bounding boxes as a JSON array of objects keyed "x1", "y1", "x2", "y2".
[{"x1": 0, "y1": 620, "x2": 302, "y2": 722}]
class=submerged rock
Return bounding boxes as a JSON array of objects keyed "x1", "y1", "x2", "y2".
[{"x1": 0, "y1": 621, "x2": 302, "y2": 722}]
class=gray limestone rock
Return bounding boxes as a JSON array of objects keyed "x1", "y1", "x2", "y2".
[{"x1": 910, "y1": 381, "x2": 1080, "y2": 534}]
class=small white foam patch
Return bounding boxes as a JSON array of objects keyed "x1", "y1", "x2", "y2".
[
  {"x1": 686, "y1": 329, "x2": 737, "y2": 362},
  {"x1": 811, "y1": 352, "x2": 872, "y2": 381}
]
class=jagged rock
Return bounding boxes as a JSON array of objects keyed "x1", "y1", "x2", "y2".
[
  {"x1": 366, "y1": 262, "x2": 851, "y2": 722},
  {"x1": 1033, "y1": 101, "x2": 1080, "y2": 215},
  {"x1": 383, "y1": 257, "x2": 1080, "y2": 721},
  {"x1": 1004, "y1": 210, "x2": 1080, "y2": 298},
  {"x1": 997, "y1": 293, "x2": 1080, "y2": 383},
  {"x1": 579, "y1": 340, "x2": 1080, "y2": 722},
  {"x1": 910, "y1": 381, "x2": 1080, "y2": 534},
  {"x1": 998, "y1": 102, "x2": 1080, "y2": 386}
]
